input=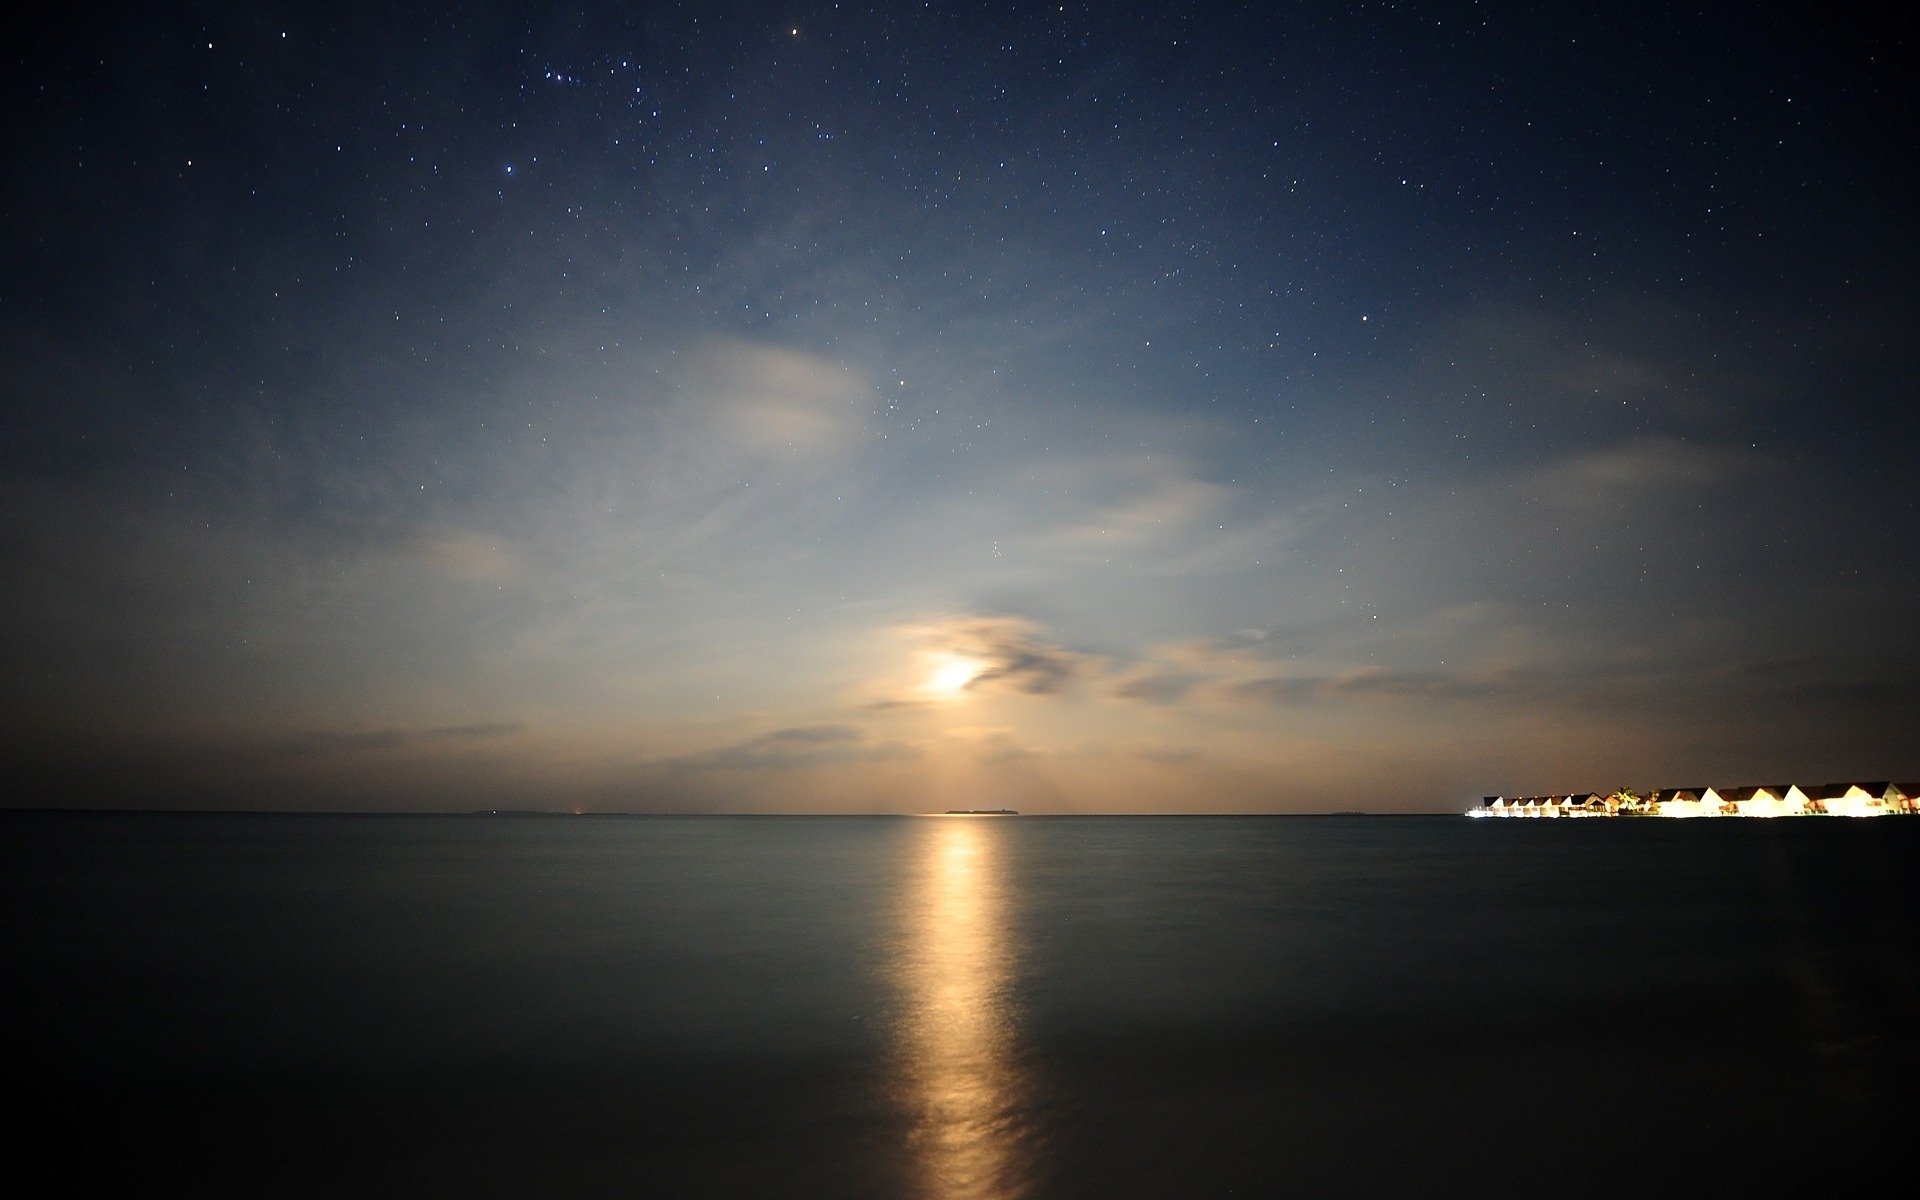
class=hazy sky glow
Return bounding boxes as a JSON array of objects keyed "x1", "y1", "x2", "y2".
[{"x1": 4, "y1": 2, "x2": 1915, "y2": 811}]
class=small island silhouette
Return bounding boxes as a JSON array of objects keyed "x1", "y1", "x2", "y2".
[{"x1": 944, "y1": 809, "x2": 1019, "y2": 815}]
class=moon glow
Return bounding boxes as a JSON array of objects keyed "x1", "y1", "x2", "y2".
[{"x1": 928, "y1": 656, "x2": 983, "y2": 697}]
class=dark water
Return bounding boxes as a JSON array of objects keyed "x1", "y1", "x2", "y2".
[{"x1": 6, "y1": 813, "x2": 1917, "y2": 1197}]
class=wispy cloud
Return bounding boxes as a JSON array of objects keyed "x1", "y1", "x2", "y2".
[
  {"x1": 672, "y1": 338, "x2": 871, "y2": 455},
  {"x1": 404, "y1": 527, "x2": 524, "y2": 581},
  {"x1": 1109, "y1": 671, "x2": 1201, "y2": 705},
  {"x1": 663, "y1": 723, "x2": 916, "y2": 771},
  {"x1": 910, "y1": 615, "x2": 1096, "y2": 697},
  {"x1": 1423, "y1": 304, "x2": 1766, "y2": 424},
  {"x1": 1537, "y1": 436, "x2": 1763, "y2": 508},
  {"x1": 1057, "y1": 471, "x2": 1227, "y2": 547},
  {"x1": 266, "y1": 722, "x2": 527, "y2": 756}
]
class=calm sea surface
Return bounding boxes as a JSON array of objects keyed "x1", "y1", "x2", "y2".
[{"x1": 6, "y1": 813, "x2": 1916, "y2": 1197}]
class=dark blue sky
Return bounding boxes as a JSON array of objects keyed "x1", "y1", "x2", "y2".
[{"x1": 5, "y1": 1, "x2": 1915, "y2": 810}]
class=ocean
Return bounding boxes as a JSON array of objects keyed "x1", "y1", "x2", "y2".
[{"x1": 6, "y1": 812, "x2": 1915, "y2": 1197}]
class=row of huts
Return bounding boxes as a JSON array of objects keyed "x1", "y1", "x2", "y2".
[{"x1": 1472, "y1": 781, "x2": 1919, "y2": 818}]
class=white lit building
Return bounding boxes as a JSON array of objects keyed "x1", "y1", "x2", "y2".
[{"x1": 1471, "y1": 781, "x2": 1916, "y2": 819}]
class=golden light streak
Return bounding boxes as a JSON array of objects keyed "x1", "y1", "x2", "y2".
[{"x1": 893, "y1": 817, "x2": 1025, "y2": 1199}]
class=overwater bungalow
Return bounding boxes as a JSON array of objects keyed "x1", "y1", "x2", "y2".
[
  {"x1": 1473, "y1": 781, "x2": 1916, "y2": 819},
  {"x1": 1794, "y1": 781, "x2": 1903, "y2": 817},
  {"x1": 1782, "y1": 784, "x2": 1822, "y2": 814},
  {"x1": 1719, "y1": 785, "x2": 1793, "y2": 818},
  {"x1": 1655, "y1": 788, "x2": 1710, "y2": 818}
]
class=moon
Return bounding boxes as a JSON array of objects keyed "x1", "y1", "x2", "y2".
[{"x1": 928, "y1": 655, "x2": 983, "y2": 697}]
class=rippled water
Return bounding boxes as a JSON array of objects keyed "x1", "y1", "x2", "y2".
[{"x1": 7, "y1": 812, "x2": 1916, "y2": 1196}]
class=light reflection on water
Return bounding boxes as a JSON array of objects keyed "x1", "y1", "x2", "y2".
[{"x1": 894, "y1": 817, "x2": 1026, "y2": 1200}]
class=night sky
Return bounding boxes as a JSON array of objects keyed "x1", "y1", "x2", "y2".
[{"x1": 5, "y1": 2, "x2": 1915, "y2": 812}]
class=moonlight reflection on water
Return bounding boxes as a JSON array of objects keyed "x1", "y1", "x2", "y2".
[{"x1": 894, "y1": 817, "x2": 1027, "y2": 1200}]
